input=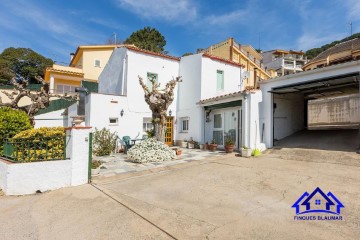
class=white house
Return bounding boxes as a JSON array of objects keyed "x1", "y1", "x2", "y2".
[
  {"x1": 177, "y1": 53, "x2": 265, "y2": 150},
  {"x1": 68, "y1": 46, "x2": 180, "y2": 144}
]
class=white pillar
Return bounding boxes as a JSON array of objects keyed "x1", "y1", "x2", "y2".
[
  {"x1": 66, "y1": 126, "x2": 92, "y2": 186},
  {"x1": 242, "y1": 94, "x2": 250, "y2": 148},
  {"x1": 50, "y1": 74, "x2": 55, "y2": 93}
]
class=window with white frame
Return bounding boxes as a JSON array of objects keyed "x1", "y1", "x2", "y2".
[
  {"x1": 216, "y1": 70, "x2": 224, "y2": 91},
  {"x1": 180, "y1": 117, "x2": 189, "y2": 132},
  {"x1": 94, "y1": 59, "x2": 101, "y2": 67},
  {"x1": 109, "y1": 117, "x2": 118, "y2": 125},
  {"x1": 55, "y1": 84, "x2": 76, "y2": 95},
  {"x1": 147, "y1": 72, "x2": 158, "y2": 90},
  {"x1": 143, "y1": 118, "x2": 153, "y2": 132}
]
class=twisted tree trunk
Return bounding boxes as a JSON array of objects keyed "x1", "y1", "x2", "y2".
[
  {"x1": 0, "y1": 76, "x2": 77, "y2": 126},
  {"x1": 139, "y1": 76, "x2": 181, "y2": 142}
]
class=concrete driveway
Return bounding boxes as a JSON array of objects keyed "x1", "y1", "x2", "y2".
[{"x1": 0, "y1": 150, "x2": 359, "y2": 239}]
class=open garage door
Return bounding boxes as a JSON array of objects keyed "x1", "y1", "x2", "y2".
[{"x1": 270, "y1": 72, "x2": 360, "y2": 151}]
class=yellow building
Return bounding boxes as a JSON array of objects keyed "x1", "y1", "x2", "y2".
[
  {"x1": 45, "y1": 45, "x2": 127, "y2": 94},
  {"x1": 303, "y1": 38, "x2": 360, "y2": 71},
  {"x1": 200, "y1": 38, "x2": 272, "y2": 89}
]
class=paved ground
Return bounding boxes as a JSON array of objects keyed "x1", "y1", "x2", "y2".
[
  {"x1": 274, "y1": 129, "x2": 359, "y2": 152},
  {"x1": 93, "y1": 148, "x2": 227, "y2": 177},
  {"x1": 0, "y1": 148, "x2": 359, "y2": 239}
]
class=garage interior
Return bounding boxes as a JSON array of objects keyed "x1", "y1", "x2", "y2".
[{"x1": 270, "y1": 72, "x2": 360, "y2": 152}]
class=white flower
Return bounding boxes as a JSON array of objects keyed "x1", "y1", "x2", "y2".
[{"x1": 127, "y1": 138, "x2": 176, "y2": 163}]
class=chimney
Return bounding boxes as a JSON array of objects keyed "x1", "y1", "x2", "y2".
[{"x1": 70, "y1": 53, "x2": 75, "y2": 62}]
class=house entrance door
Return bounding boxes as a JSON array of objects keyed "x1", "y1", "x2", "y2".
[
  {"x1": 165, "y1": 116, "x2": 174, "y2": 146},
  {"x1": 212, "y1": 108, "x2": 239, "y2": 148}
]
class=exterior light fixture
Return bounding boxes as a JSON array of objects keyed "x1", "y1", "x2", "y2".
[
  {"x1": 169, "y1": 109, "x2": 172, "y2": 116},
  {"x1": 120, "y1": 109, "x2": 124, "y2": 117}
]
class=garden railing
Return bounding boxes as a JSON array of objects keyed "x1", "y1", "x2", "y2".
[{"x1": 2, "y1": 136, "x2": 67, "y2": 162}]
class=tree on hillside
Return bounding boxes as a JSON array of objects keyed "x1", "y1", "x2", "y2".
[
  {"x1": 124, "y1": 27, "x2": 166, "y2": 53},
  {"x1": 305, "y1": 33, "x2": 360, "y2": 59},
  {"x1": 0, "y1": 48, "x2": 53, "y2": 84},
  {"x1": 139, "y1": 76, "x2": 181, "y2": 142}
]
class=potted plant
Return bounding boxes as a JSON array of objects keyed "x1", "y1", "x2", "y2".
[
  {"x1": 172, "y1": 148, "x2": 182, "y2": 155},
  {"x1": 204, "y1": 142, "x2": 208, "y2": 150},
  {"x1": 91, "y1": 160, "x2": 102, "y2": 175},
  {"x1": 208, "y1": 139, "x2": 217, "y2": 152},
  {"x1": 181, "y1": 139, "x2": 188, "y2": 148},
  {"x1": 241, "y1": 146, "x2": 252, "y2": 158},
  {"x1": 199, "y1": 143, "x2": 204, "y2": 150},
  {"x1": 224, "y1": 137, "x2": 235, "y2": 153}
]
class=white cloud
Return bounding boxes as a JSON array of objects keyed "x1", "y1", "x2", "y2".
[
  {"x1": 115, "y1": 0, "x2": 197, "y2": 23},
  {"x1": 204, "y1": 10, "x2": 247, "y2": 26}
]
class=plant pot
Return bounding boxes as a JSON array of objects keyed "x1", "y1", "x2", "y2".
[
  {"x1": 91, "y1": 168, "x2": 100, "y2": 175},
  {"x1": 208, "y1": 144, "x2": 217, "y2": 152},
  {"x1": 199, "y1": 144, "x2": 204, "y2": 150},
  {"x1": 187, "y1": 143, "x2": 194, "y2": 149},
  {"x1": 181, "y1": 141, "x2": 188, "y2": 148},
  {"x1": 225, "y1": 144, "x2": 235, "y2": 153},
  {"x1": 241, "y1": 148, "x2": 252, "y2": 158}
]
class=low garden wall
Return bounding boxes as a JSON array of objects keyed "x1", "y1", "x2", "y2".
[
  {"x1": 0, "y1": 126, "x2": 91, "y2": 196},
  {"x1": 0, "y1": 159, "x2": 71, "y2": 195}
]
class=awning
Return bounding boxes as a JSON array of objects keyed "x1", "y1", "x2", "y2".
[
  {"x1": 269, "y1": 72, "x2": 359, "y2": 94},
  {"x1": 204, "y1": 100, "x2": 242, "y2": 110}
]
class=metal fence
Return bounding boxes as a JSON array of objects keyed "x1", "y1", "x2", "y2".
[{"x1": 2, "y1": 136, "x2": 67, "y2": 162}]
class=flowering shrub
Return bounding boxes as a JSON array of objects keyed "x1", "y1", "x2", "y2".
[
  {"x1": 92, "y1": 128, "x2": 117, "y2": 156},
  {"x1": 11, "y1": 127, "x2": 65, "y2": 162},
  {"x1": 127, "y1": 138, "x2": 176, "y2": 163}
]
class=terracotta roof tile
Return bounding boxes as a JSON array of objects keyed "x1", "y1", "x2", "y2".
[
  {"x1": 203, "y1": 53, "x2": 245, "y2": 68},
  {"x1": 125, "y1": 46, "x2": 180, "y2": 61},
  {"x1": 46, "y1": 67, "x2": 84, "y2": 76},
  {"x1": 198, "y1": 91, "x2": 243, "y2": 104}
]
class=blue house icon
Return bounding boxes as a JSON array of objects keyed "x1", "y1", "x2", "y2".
[{"x1": 292, "y1": 187, "x2": 344, "y2": 215}]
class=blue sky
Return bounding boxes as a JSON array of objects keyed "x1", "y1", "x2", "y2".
[{"x1": 1, "y1": 0, "x2": 359, "y2": 64}]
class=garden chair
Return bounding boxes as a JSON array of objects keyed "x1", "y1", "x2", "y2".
[{"x1": 122, "y1": 136, "x2": 134, "y2": 154}]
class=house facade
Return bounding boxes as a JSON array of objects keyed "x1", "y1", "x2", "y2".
[
  {"x1": 44, "y1": 45, "x2": 129, "y2": 94},
  {"x1": 199, "y1": 38, "x2": 272, "y2": 90},
  {"x1": 261, "y1": 49, "x2": 307, "y2": 76},
  {"x1": 177, "y1": 53, "x2": 265, "y2": 150},
  {"x1": 303, "y1": 38, "x2": 360, "y2": 71},
  {"x1": 68, "y1": 46, "x2": 180, "y2": 144}
]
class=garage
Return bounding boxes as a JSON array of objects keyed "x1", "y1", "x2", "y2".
[{"x1": 261, "y1": 61, "x2": 360, "y2": 152}]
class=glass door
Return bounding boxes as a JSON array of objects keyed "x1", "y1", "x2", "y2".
[
  {"x1": 224, "y1": 110, "x2": 237, "y2": 147},
  {"x1": 213, "y1": 113, "x2": 223, "y2": 146}
]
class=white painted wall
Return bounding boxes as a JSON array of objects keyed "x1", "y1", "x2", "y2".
[
  {"x1": 260, "y1": 60, "x2": 360, "y2": 148},
  {"x1": 176, "y1": 54, "x2": 245, "y2": 144},
  {"x1": 96, "y1": 48, "x2": 180, "y2": 140},
  {"x1": 34, "y1": 109, "x2": 67, "y2": 128},
  {"x1": 273, "y1": 93, "x2": 304, "y2": 140},
  {"x1": 200, "y1": 56, "x2": 243, "y2": 99},
  {"x1": 0, "y1": 160, "x2": 7, "y2": 190},
  {"x1": 1, "y1": 160, "x2": 71, "y2": 195},
  {"x1": 0, "y1": 127, "x2": 91, "y2": 195},
  {"x1": 177, "y1": 54, "x2": 203, "y2": 142}
]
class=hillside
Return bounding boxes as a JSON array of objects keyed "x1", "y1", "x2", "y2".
[{"x1": 305, "y1": 33, "x2": 360, "y2": 59}]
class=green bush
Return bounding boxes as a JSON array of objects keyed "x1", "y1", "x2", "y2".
[
  {"x1": 0, "y1": 107, "x2": 32, "y2": 154},
  {"x1": 92, "y1": 128, "x2": 117, "y2": 156},
  {"x1": 11, "y1": 127, "x2": 65, "y2": 162}
]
